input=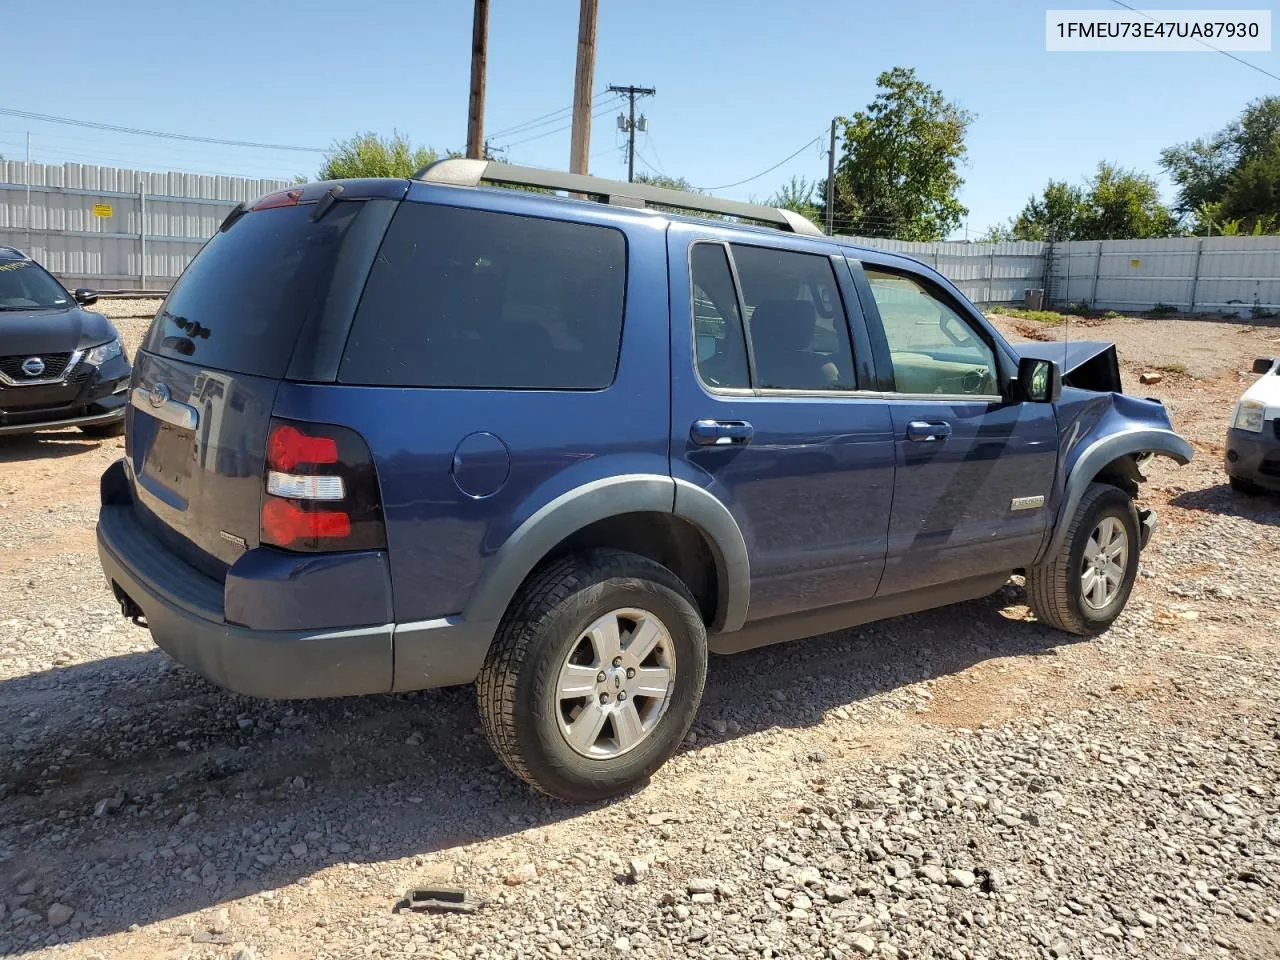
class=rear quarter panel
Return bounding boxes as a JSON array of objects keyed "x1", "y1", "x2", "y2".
[{"x1": 271, "y1": 187, "x2": 672, "y2": 623}]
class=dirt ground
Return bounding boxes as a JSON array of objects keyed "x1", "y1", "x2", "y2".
[{"x1": 1, "y1": 304, "x2": 1278, "y2": 959}]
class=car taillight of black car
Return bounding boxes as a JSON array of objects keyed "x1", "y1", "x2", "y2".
[{"x1": 260, "y1": 418, "x2": 386, "y2": 552}]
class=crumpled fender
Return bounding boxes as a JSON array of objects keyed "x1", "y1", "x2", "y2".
[{"x1": 1038, "y1": 406, "x2": 1192, "y2": 563}]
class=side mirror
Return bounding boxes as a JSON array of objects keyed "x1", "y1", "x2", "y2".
[
  {"x1": 1252, "y1": 357, "x2": 1277, "y2": 375},
  {"x1": 1017, "y1": 356, "x2": 1062, "y2": 403},
  {"x1": 74, "y1": 288, "x2": 99, "y2": 306}
]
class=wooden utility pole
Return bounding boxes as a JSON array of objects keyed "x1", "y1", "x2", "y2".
[
  {"x1": 569, "y1": 0, "x2": 598, "y2": 175},
  {"x1": 466, "y1": 0, "x2": 489, "y2": 160},
  {"x1": 825, "y1": 118, "x2": 836, "y2": 236}
]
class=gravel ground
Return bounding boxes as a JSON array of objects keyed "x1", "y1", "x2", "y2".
[{"x1": 1, "y1": 305, "x2": 1278, "y2": 959}]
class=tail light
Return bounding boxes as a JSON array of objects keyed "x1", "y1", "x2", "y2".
[{"x1": 260, "y1": 418, "x2": 386, "y2": 552}]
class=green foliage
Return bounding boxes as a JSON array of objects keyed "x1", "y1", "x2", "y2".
[
  {"x1": 977, "y1": 224, "x2": 1014, "y2": 243},
  {"x1": 318, "y1": 131, "x2": 441, "y2": 181},
  {"x1": 827, "y1": 67, "x2": 973, "y2": 241},
  {"x1": 1068, "y1": 300, "x2": 1093, "y2": 315},
  {"x1": 768, "y1": 175, "x2": 822, "y2": 225},
  {"x1": 1161, "y1": 97, "x2": 1280, "y2": 232},
  {"x1": 1009, "y1": 180, "x2": 1088, "y2": 241},
  {"x1": 1149, "y1": 303, "x2": 1178, "y2": 316},
  {"x1": 1103, "y1": 310, "x2": 1123, "y2": 319},
  {"x1": 1002, "y1": 163, "x2": 1176, "y2": 241},
  {"x1": 634, "y1": 172, "x2": 695, "y2": 192},
  {"x1": 989, "y1": 307, "x2": 1065, "y2": 324}
]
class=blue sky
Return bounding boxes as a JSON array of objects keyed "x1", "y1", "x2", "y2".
[{"x1": 2, "y1": 0, "x2": 1276, "y2": 237}]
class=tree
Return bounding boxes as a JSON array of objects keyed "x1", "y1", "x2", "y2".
[
  {"x1": 826, "y1": 67, "x2": 973, "y2": 241},
  {"x1": 1160, "y1": 97, "x2": 1280, "y2": 226},
  {"x1": 1216, "y1": 146, "x2": 1280, "y2": 233},
  {"x1": 319, "y1": 131, "x2": 441, "y2": 181},
  {"x1": 1002, "y1": 163, "x2": 1176, "y2": 240},
  {"x1": 1008, "y1": 180, "x2": 1088, "y2": 241},
  {"x1": 634, "y1": 172, "x2": 695, "y2": 192},
  {"x1": 767, "y1": 175, "x2": 822, "y2": 224}
]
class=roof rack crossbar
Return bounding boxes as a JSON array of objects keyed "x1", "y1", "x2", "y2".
[{"x1": 412, "y1": 159, "x2": 824, "y2": 237}]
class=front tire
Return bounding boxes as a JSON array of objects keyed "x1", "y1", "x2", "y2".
[
  {"x1": 1229, "y1": 475, "x2": 1263, "y2": 496},
  {"x1": 1027, "y1": 483, "x2": 1140, "y2": 636},
  {"x1": 476, "y1": 549, "x2": 708, "y2": 802}
]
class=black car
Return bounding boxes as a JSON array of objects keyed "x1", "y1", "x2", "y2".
[{"x1": 0, "y1": 247, "x2": 131, "y2": 437}]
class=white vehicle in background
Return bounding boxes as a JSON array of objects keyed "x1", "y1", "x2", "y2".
[{"x1": 1225, "y1": 357, "x2": 1280, "y2": 495}]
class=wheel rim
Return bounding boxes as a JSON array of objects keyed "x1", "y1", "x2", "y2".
[
  {"x1": 555, "y1": 608, "x2": 676, "y2": 760},
  {"x1": 1080, "y1": 516, "x2": 1129, "y2": 610}
]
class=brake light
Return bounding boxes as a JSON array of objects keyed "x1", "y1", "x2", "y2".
[
  {"x1": 268, "y1": 424, "x2": 338, "y2": 472},
  {"x1": 260, "y1": 418, "x2": 385, "y2": 552},
  {"x1": 253, "y1": 188, "x2": 304, "y2": 211}
]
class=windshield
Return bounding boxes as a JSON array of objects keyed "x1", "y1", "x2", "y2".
[{"x1": 0, "y1": 259, "x2": 71, "y2": 311}]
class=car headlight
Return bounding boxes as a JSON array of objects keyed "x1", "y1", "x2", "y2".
[
  {"x1": 1232, "y1": 399, "x2": 1266, "y2": 433},
  {"x1": 85, "y1": 339, "x2": 123, "y2": 366}
]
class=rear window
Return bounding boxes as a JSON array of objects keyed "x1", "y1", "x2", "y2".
[
  {"x1": 143, "y1": 202, "x2": 368, "y2": 378},
  {"x1": 338, "y1": 203, "x2": 626, "y2": 389}
]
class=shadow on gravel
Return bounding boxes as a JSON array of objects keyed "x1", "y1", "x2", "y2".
[
  {"x1": 1170, "y1": 484, "x2": 1280, "y2": 525},
  {"x1": 0, "y1": 432, "x2": 103, "y2": 462},
  {"x1": 0, "y1": 588, "x2": 1080, "y2": 953}
]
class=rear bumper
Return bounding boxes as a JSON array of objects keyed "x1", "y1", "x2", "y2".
[
  {"x1": 98, "y1": 502, "x2": 395, "y2": 699},
  {"x1": 97, "y1": 461, "x2": 496, "y2": 698},
  {"x1": 1225, "y1": 426, "x2": 1280, "y2": 491}
]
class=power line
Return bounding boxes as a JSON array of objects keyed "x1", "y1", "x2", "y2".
[
  {"x1": 695, "y1": 134, "x2": 825, "y2": 191},
  {"x1": 0, "y1": 104, "x2": 327, "y2": 153},
  {"x1": 499, "y1": 99, "x2": 623, "y2": 150},
  {"x1": 1106, "y1": 0, "x2": 1280, "y2": 83},
  {"x1": 487, "y1": 89, "x2": 614, "y2": 140}
]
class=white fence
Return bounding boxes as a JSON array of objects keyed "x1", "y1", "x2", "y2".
[
  {"x1": 839, "y1": 233, "x2": 1280, "y2": 317},
  {"x1": 0, "y1": 161, "x2": 290, "y2": 292},
  {"x1": 1, "y1": 158, "x2": 1277, "y2": 314}
]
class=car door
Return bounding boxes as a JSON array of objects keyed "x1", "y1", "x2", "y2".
[
  {"x1": 668, "y1": 223, "x2": 894, "y2": 626},
  {"x1": 849, "y1": 258, "x2": 1059, "y2": 596}
]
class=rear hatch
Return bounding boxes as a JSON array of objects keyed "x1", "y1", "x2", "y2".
[{"x1": 126, "y1": 181, "x2": 403, "y2": 579}]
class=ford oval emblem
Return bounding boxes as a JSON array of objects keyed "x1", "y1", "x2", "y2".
[
  {"x1": 147, "y1": 383, "x2": 170, "y2": 408},
  {"x1": 21, "y1": 357, "x2": 45, "y2": 377}
]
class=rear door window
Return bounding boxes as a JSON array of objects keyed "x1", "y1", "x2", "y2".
[
  {"x1": 338, "y1": 203, "x2": 627, "y2": 390},
  {"x1": 143, "y1": 202, "x2": 370, "y2": 378}
]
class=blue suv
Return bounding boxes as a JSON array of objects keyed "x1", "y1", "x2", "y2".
[{"x1": 97, "y1": 161, "x2": 1191, "y2": 800}]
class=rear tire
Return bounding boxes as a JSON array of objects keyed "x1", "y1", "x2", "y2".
[
  {"x1": 476, "y1": 549, "x2": 707, "y2": 802},
  {"x1": 79, "y1": 420, "x2": 124, "y2": 439},
  {"x1": 1027, "y1": 483, "x2": 1140, "y2": 636}
]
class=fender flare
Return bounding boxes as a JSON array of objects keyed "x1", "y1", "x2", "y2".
[
  {"x1": 461, "y1": 475, "x2": 751, "y2": 633},
  {"x1": 1039, "y1": 428, "x2": 1193, "y2": 563}
]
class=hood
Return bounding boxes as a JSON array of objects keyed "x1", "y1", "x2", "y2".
[
  {"x1": 0, "y1": 305, "x2": 120, "y2": 355},
  {"x1": 1012, "y1": 340, "x2": 1122, "y2": 394},
  {"x1": 1240, "y1": 361, "x2": 1280, "y2": 419}
]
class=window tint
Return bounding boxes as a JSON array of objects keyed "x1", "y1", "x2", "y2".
[
  {"x1": 690, "y1": 244, "x2": 748, "y2": 389},
  {"x1": 340, "y1": 204, "x2": 626, "y2": 389},
  {"x1": 864, "y1": 269, "x2": 999, "y2": 396},
  {"x1": 731, "y1": 245, "x2": 856, "y2": 391},
  {"x1": 144, "y1": 202, "x2": 369, "y2": 378}
]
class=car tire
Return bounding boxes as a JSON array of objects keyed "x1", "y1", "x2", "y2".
[
  {"x1": 1026, "y1": 482, "x2": 1141, "y2": 637},
  {"x1": 476, "y1": 549, "x2": 708, "y2": 802},
  {"x1": 79, "y1": 420, "x2": 125, "y2": 439},
  {"x1": 1229, "y1": 475, "x2": 1263, "y2": 496}
]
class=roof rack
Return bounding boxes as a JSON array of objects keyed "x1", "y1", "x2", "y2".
[{"x1": 412, "y1": 159, "x2": 824, "y2": 238}]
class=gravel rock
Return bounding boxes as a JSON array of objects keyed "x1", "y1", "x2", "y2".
[
  {"x1": 947, "y1": 869, "x2": 976, "y2": 889},
  {"x1": 47, "y1": 904, "x2": 74, "y2": 927}
]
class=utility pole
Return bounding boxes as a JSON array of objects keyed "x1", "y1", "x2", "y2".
[
  {"x1": 825, "y1": 118, "x2": 836, "y2": 236},
  {"x1": 466, "y1": 0, "x2": 489, "y2": 160},
  {"x1": 569, "y1": 0, "x2": 598, "y2": 175},
  {"x1": 608, "y1": 84, "x2": 655, "y2": 182}
]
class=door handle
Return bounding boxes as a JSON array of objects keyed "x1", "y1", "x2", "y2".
[
  {"x1": 691, "y1": 419, "x2": 754, "y2": 446},
  {"x1": 906, "y1": 420, "x2": 952, "y2": 442}
]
